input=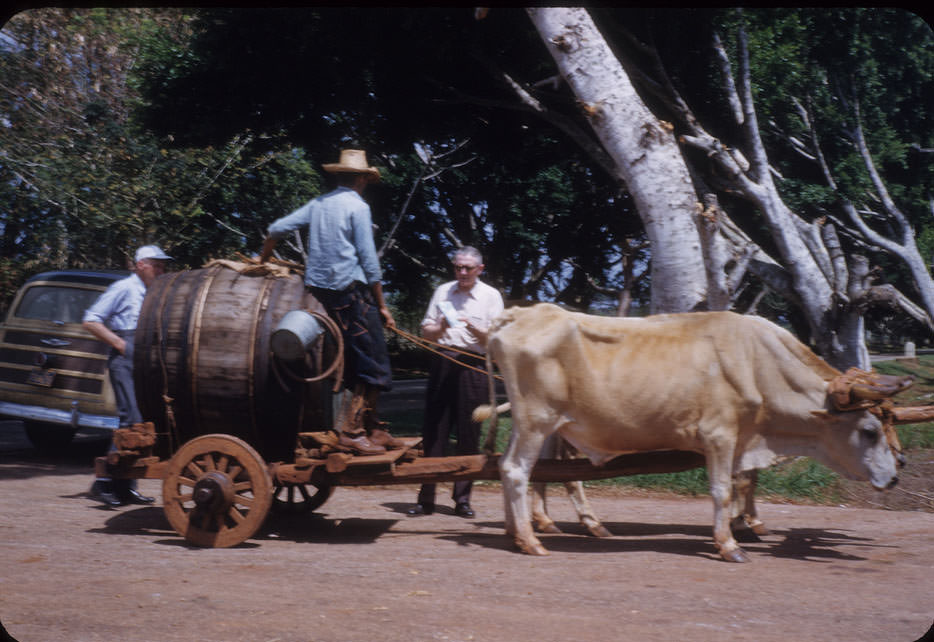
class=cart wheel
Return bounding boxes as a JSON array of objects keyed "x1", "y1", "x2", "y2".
[
  {"x1": 272, "y1": 481, "x2": 333, "y2": 514},
  {"x1": 162, "y1": 434, "x2": 272, "y2": 548}
]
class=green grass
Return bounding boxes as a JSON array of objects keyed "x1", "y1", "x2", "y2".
[{"x1": 382, "y1": 356, "x2": 934, "y2": 504}]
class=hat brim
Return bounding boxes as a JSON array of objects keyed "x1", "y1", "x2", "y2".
[{"x1": 322, "y1": 164, "x2": 381, "y2": 181}]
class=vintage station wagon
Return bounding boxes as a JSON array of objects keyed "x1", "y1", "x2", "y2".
[{"x1": 0, "y1": 270, "x2": 128, "y2": 450}]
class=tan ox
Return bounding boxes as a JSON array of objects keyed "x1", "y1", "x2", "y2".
[{"x1": 479, "y1": 304, "x2": 909, "y2": 562}]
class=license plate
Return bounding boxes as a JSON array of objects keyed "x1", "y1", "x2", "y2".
[{"x1": 26, "y1": 368, "x2": 56, "y2": 387}]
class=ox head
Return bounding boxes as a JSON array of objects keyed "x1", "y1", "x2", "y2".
[{"x1": 813, "y1": 369, "x2": 913, "y2": 490}]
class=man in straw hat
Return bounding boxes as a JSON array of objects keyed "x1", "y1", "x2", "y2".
[{"x1": 260, "y1": 149, "x2": 402, "y2": 455}]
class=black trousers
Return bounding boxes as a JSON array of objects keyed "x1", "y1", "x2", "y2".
[
  {"x1": 417, "y1": 350, "x2": 487, "y2": 507},
  {"x1": 308, "y1": 284, "x2": 392, "y2": 392}
]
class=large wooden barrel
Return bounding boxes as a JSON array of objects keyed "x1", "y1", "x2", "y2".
[{"x1": 133, "y1": 266, "x2": 333, "y2": 461}]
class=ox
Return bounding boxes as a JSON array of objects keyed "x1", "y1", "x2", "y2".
[{"x1": 479, "y1": 304, "x2": 909, "y2": 562}]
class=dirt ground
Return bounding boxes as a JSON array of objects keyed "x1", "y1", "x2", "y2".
[{"x1": 2, "y1": 437, "x2": 934, "y2": 642}]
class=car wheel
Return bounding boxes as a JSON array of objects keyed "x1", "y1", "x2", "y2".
[{"x1": 23, "y1": 421, "x2": 77, "y2": 453}]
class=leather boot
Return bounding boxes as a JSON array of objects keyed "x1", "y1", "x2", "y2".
[
  {"x1": 362, "y1": 384, "x2": 404, "y2": 449},
  {"x1": 333, "y1": 385, "x2": 386, "y2": 455},
  {"x1": 338, "y1": 431, "x2": 386, "y2": 455}
]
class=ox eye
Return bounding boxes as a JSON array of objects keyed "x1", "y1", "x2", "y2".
[{"x1": 860, "y1": 427, "x2": 880, "y2": 444}]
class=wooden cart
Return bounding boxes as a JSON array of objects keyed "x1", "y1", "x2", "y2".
[{"x1": 96, "y1": 423, "x2": 706, "y2": 548}]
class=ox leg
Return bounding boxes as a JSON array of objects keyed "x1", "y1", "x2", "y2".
[
  {"x1": 564, "y1": 481, "x2": 612, "y2": 538},
  {"x1": 500, "y1": 430, "x2": 549, "y2": 556},
  {"x1": 707, "y1": 450, "x2": 750, "y2": 563},
  {"x1": 730, "y1": 469, "x2": 769, "y2": 538},
  {"x1": 531, "y1": 433, "x2": 562, "y2": 534},
  {"x1": 531, "y1": 482, "x2": 562, "y2": 534}
]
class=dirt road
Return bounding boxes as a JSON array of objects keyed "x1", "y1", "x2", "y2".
[{"x1": 2, "y1": 445, "x2": 933, "y2": 642}]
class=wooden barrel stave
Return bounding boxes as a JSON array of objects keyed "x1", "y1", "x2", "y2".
[{"x1": 134, "y1": 268, "x2": 331, "y2": 461}]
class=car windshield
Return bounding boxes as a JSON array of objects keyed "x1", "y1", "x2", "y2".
[{"x1": 14, "y1": 285, "x2": 103, "y2": 324}]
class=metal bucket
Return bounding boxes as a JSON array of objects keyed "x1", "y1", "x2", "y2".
[{"x1": 270, "y1": 310, "x2": 324, "y2": 361}]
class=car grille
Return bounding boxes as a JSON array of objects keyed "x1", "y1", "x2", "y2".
[
  {"x1": 3, "y1": 330, "x2": 103, "y2": 353},
  {"x1": 0, "y1": 329, "x2": 110, "y2": 395},
  {"x1": 0, "y1": 366, "x2": 104, "y2": 394}
]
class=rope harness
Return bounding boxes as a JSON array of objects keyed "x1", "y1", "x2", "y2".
[{"x1": 388, "y1": 325, "x2": 503, "y2": 380}]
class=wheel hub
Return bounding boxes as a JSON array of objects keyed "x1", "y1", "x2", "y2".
[{"x1": 192, "y1": 471, "x2": 235, "y2": 512}]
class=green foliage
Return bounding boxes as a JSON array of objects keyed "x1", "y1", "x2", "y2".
[
  {"x1": 756, "y1": 458, "x2": 841, "y2": 502},
  {"x1": 0, "y1": 8, "x2": 324, "y2": 311},
  {"x1": 591, "y1": 467, "x2": 711, "y2": 496}
]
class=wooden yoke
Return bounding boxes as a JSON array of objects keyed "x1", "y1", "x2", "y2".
[{"x1": 828, "y1": 368, "x2": 917, "y2": 464}]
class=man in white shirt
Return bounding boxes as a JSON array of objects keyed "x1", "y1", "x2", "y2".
[
  {"x1": 83, "y1": 245, "x2": 171, "y2": 506},
  {"x1": 408, "y1": 247, "x2": 504, "y2": 518}
]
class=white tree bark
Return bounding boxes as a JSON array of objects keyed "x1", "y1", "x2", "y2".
[{"x1": 527, "y1": 7, "x2": 707, "y2": 314}]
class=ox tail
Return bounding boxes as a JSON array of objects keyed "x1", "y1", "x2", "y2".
[{"x1": 472, "y1": 402, "x2": 511, "y2": 423}]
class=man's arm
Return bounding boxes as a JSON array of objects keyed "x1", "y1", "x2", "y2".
[
  {"x1": 83, "y1": 321, "x2": 127, "y2": 355},
  {"x1": 260, "y1": 200, "x2": 312, "y2": 262},
  {"x1": 369, "y1": 281, "x2": 395, "y2": 329},
  {"x1": 258, "y1": 236, "x2": 278, "y2": 263}
]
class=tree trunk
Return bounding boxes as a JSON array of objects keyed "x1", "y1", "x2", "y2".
[{"x1": 527, "y1": 7, "x2": 707, "y2": 314}]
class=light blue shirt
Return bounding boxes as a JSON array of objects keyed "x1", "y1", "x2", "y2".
[
  {"x1": 267, "y1": 187, "x2": 383, "y2": 290},
  {"x1": 82, "y1": 273, "x2": 146, "y2": 331}
]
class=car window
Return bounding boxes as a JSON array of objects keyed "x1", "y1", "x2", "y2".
[{"x1": 14, "y1": 285, "x2": 103, "y2": 324}]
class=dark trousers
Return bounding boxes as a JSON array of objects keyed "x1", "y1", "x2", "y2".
[
  {"x1": 109, "y1": 330, "x2": 142, "y2": 427},
  {"x1": 102, "y1": 330, "x2": 140, "y2": 490},
  {"x1": 308, "y1": 284, "x2": 392, "y2": 392},
  {"x1": 417, "y1": 350, "x2": 487, "y2": 507}
]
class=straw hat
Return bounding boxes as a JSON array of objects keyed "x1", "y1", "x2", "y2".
[{"x1": 322, "y1": 149, "x2": 381, "y2": 181}]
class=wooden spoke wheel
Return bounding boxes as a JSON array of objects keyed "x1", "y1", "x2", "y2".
[
  {"x1": 272, "y1": 481, "x2": 333, "y2": 514},
  {"x1": 162, "y1": 434, "x2": 272, "y2": 548}
]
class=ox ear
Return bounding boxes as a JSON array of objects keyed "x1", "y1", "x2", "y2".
[{"x1": 810, "y1": 409, "x2": 834, "y2": 423}]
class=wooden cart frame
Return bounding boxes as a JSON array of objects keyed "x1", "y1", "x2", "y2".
[{"x1": 96, "y1": 424, "x2": 706, "y2": 548}]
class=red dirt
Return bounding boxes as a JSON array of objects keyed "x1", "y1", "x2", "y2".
[{"x1": 1, "y1": 452, "x2": 933, "y2": 642}]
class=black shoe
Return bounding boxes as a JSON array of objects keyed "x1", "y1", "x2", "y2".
[
  {"x1": 89, "y1": 480, "x2": 123, "y2": 507},
  {"x1": 407, "y1": 503, "x2": 434, "y2": 516},
  {"x1": 454, "y1": 503, "x2": 475, "y2": 518},
  {"x1": 119, "y1": 487, "x2": 156, "y2": 505}
]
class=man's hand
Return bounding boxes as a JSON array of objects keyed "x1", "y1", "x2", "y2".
[
  {"x1": 463, "y1": 318, "x2": 490, "y2": 346},
  {"x1": 258, "y1": 237, "x2": 278, "y2": 263},
  {"x1": 380, "y1": 306, "x2": 396, "y2": 329},
  {"x1": 83, "y1": 320, "x2": 126, "y2": 354}
]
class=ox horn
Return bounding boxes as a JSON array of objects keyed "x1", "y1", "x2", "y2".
[
  {"x1": 830, "y1": 368, "x2": 914, "y2": 411},
  {"x1": 849, "y1": 372, "x2": 914, "y2": 401}
]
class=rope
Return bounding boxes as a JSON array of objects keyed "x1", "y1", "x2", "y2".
[
  {"x1": 155, "y1": 271, "x2": 186, "y2": 455},
  {"x1": 389, "y1": 325, "x2": 503, "y2": 380}
]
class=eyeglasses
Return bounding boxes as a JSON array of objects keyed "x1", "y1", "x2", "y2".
[{"x1": 453, "y1": 264, "x2": 479, "y2": 272}]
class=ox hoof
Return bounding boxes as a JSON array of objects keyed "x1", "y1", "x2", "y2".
[
  {"x1": 720, "y1": 547, "x2": 751, "y2": 563},
  {"x1": 587, "y1": 524, "x2": 613, "y2": 538},
  {"x1": 730, "y1": 517, "x2": 767, "y2": 542},
  {"x1": 516, "y1": 539, "x2": 550, "y2": 556},
  {"x1": 749, "y1": 522, "x2": 770, "y2": 537},
  {"x1": 537, "y1": 523, "x2": 563, "y2": 534}
]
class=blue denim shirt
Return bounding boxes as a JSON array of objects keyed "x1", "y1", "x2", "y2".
[
  {"x1": 82, "y1": 273, "x2": 146, "y2": 331},
  {"x1": 267, "y1": 187, "x2": 383, "y2": 290}
]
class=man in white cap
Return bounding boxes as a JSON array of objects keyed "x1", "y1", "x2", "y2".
[
  {"x1": 83, "y1": 244, "x2": 171, "y2": 506},
  {"x1": 259, "y1": 149, "x2": 401, "y2": 456}
]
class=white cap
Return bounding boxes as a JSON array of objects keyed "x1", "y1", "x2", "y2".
[{"x1": 135, "y1": 245, "x2": 172, "y2": 262}]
